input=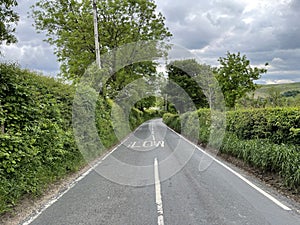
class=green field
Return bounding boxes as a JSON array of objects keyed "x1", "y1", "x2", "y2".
[{"x1": 255, "y1": 82, "x2": 300, "y2": 98}]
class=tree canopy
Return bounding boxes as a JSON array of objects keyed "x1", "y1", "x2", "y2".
[
  {"x1": 0, "y1": 0, "x2": 19, "y2": 47},
  {"x1": 215, "y1": 52, "x2": 268, "y2": 108},
  {"x1": 31, "y1": 0, "x2": 172, "y2": 81},
  {"x1": 165, "y1": 59, "x2": 209, "y2": 112}
]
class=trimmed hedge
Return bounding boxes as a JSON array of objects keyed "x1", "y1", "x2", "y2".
[
  {"x1": 130, "y1": 108, "x2": 165, "y2": 130},
  {"x1": 0, "y1": 63, "x2": 84, "y2": 213},
  {"x1": 0, "y1": 63, "x2": 167, "y2": 214},
  {"x1": 162, "y1": 113, "x2": 181, "y2": 132},
  {"x1": 164, "y1": 107, "x2": 300, "y2": 146},
  {"x1": 163, "y1": 107, "x2": 300, "y2": 190},
  {"x1": 226, "y1": 107, "x2": 300, "y2": 145}
]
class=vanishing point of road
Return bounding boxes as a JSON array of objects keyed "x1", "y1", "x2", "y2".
[{"x1": 23, "y1": 119, "x2": 300, "y2": 225}]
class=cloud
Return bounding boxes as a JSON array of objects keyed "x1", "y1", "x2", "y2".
[
  {"x1": 1, "y1": 44, "x2": 59, "y2": 74},
  {"x1": 155, "y1": 0, "x2": 300, "y2": 83},
  {"x1": 262, "y1": 79, "x2": 295, "y2": 85},
  {"x1": 0, "y1": 0, "x2": 59, "y2": 76},
  {"x1": 1, "y1": 0, "x2": 300, "y2": 83}
]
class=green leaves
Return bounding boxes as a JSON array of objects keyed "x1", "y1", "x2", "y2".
[
  {"x1": 0, "y1": 63, "x2": 162, "y2": 213},
  {"x1": 163, "y1": 106, "x2": 300, "y2": 192},
  {"x1": 0, "y1": 63, "x2": 84, "y2": 213},
  {"x1": 0, "y1": 0, "x2": 19, "y2": 47},
  {"x1": 226, "y1": 107, "x2": 300, "y2": 145},
  {"x1": 221, "y1": 134, "x2": 300, "y2": 190},
  {"x1": 215, "y1": 52, "x2": 268, "y2": 108},
  {"x1": 165, "y1": 59, "x2": 210, "y2": 112},
  {"x1": 31, "y1": 0, "x2": 172, "y2": 81}
]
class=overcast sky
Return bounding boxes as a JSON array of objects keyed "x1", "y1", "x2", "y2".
[{"x1": 1, "y1": 0, "x2": 300, "y2": 84}]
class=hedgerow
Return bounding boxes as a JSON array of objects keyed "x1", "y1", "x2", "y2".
[
  {"x1": 226, "y1": 107, "x2": 300, "y2": 145},
  {"x1": 0, "y1": 63, "x2": 167, "y2": 214},
  {"x1": 0, "y1": 63, "x2": 84, "y2": 213},
  {"x1": 221, "y1": 133, "x2": 300, "y2": 190},
  {"x1": 163, "y1": 107, "x2": 300, "y2": 190}
]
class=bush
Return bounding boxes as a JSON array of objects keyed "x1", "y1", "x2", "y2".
[
  {"x1": 0, "y1": 63, "x2": 167, "y2": 214},
  {"x1": 226, "y1": 107, "x2": 300, "y2": 145},
  {"x1": 163, "y1": 107, "x2": 300, "y2": 190},
  {"x1": 162, "y1": 113, "x2": 181, "y2": 132},
  {"x1": 0, "y1": 63, "x2": 84, "y2": 213},
  {"x1": 129, "y1": 107, "x2": 143, "y2": 130},
  {"x1": 221, "y1": 133, "x2": 300, "y2": 190}
]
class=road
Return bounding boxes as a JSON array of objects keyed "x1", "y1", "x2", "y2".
[{"x1": 23, "y1": 119, "x2": 300, "y2": 225}]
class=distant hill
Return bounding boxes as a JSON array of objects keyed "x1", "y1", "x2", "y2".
[{"x1": 254, "y1": 82, "x2": 300, "y2": 98}]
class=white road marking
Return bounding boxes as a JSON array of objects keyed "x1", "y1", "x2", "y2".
[
  {"x1": 151, "y1": 122, "x2": 156, "y2": 141},
  {"x1": 154, "y1": 157, "x2": 165, "y2": 225},
  {"x1": 129, "y1": 141, "x2": 165, "y2": 148},
  {"x1": 165, "y1": 125, "x2": 292, "y2": 211},
  {"x1": 21, "y1": 134, "x2": 133, "y2": 225}
]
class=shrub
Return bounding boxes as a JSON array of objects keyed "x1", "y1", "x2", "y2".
[
  {"x1": 0, "y1": 63, "x2": 84, "y2": 213},
  {"x1": 221, "y1": 133, "x2": 300, "y2": 190},
  {"x1": 163, "y1": 107, "x2": 300, "y2": 190},
  {"x1": 226, "y1": 107, "x2": 300, "y2": 145}
]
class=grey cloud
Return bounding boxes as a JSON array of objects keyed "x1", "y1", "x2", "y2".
[
  {"x1": 260, "y1": 73, "x2": 300, "y2": 83},
  {"x1": 158, "y1": 0, "x2": 248, "y2": 49},
  {"x1": 0, "y1": 0, "x2": 59, "y2": 75},
  {"x1": 2, "y1": 0, "x2": 300, "y2": 83}
]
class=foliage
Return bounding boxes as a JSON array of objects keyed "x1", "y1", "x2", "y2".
[
  {"x1": 134, "y1": 96, "x2": 156, "y2": 111},
  {"x1": 221, "y1": 133, "x2": 300, "y2": 190},
  {"x1": 282, "y1": 90, "x2": 300, "y2": 98},
  {"x1": 215, "y1": 52, "x2": 268, "y2": 108},
  {"x1": 162, "y1": 113, "x2": 181, "y2": 133},
  {"x1": 31, "y1": 0, "x2": 172, "y2": 81},
  {"x1": 0, "y1": 63, "x2": 84, "y2": 213},
  {"x1": 226, "y1": 107, "x2": 300, "y2": 145},
  {"x1": 237, "y1": 85, "x2": 300, "y2": 109},
  {"x1": 0, "y1": 63, "x2": 165, "y2": 214},
  {"x1": 0, "y1": 0, "x2": 19, "y2": 47},
  {"x1": 255, "y1": 82, "x2": 300, "y2": 99},
  {"x1": 163, "y1": 106, "x2": 300, "y2": 191},
  {"x1": 165, "y1": 59, "x2": 209, "y2": 112},
  {"x1": 129, "y1": 107, "x2": 164, "y2": 130}
]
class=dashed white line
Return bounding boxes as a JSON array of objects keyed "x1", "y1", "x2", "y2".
[
  {"x1": 154, "y1": 157, "x2": 165, "y2": 225},
  {"x1": 151, "y1": 122, "x2": 156, "y2": 141}
]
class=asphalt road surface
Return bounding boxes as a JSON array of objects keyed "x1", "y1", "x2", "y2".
[{"x1": 24, "y1": 119, "x2": 300, "y2": 225}]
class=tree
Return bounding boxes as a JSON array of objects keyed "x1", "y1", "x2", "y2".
[
  {"x1": 267, "y1": 87, "x2": 283, "y2": 107},
  {"x1": 31, "y1": 0, "x2": 172, "y2": 82},
  {"x1": 0, "y1": 0, "x2": 19, "y2": 47},
  {"x1": 282, "y1": 90, "x2": 300, "y2": 98},
  {"x1": 215, "y1": 52, "x2": 268, "y2": 108},
  {"x1": 165, "y1": 59, "x2": 209, "y2": 112}
]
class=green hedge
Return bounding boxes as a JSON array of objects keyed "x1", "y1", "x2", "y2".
[
  {"x1": 226, "y1": 107, "x2": 300, "y2": 145},
  {"x1": 221, "y1": 133, "x2": 300, "y2": 190},
  {"x1": 163, "y1": 107, "x2": 300, "y2": 190},
  {"x1": 162, "y1": 113, "x2": 181, "y2": 132},
  {"x1": 164, "y1": 107, "x2": 300, "y2": 146},
  {"x1": 0, "y1": 63, "x2": 84, "y2": 213},
  {"x1": 129, "y1": 108, "x2": 165, "y2": 130},
  {"x1": 163, "y1": 109, "x2": 212, "y2": 144},
  {"x1": 0, "y1": 63, "x2": 166, "y2": 214},
  {"x1": 0, "y1": 64, "x2": 121, "y2": 214}
]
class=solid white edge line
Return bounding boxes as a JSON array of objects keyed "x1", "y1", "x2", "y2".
[
  {"x1": 164, "y1": 125, "x2": 292, "y2": 211},
  {"x1": 21, "y1": 133, "x2": 133, "y2": 225},
  {"x1": 154, "y1": 157, "x2": 165, "y2": 225}
]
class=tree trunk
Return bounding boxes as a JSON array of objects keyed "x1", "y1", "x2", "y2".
[
  {"x1": 0, "y1": 101, "x2": 4, "y2": 134},
  {"x1": 93, "y1": 0, "x2": 101, "y2": 68}
]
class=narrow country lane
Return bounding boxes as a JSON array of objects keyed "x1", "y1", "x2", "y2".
[{"x1": 23, "y1": 119, "x2": 300, "y2": 225}]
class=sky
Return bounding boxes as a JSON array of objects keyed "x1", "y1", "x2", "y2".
[{"x1": 1, "y1": 0, "x2": 300, "y2": 84}]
